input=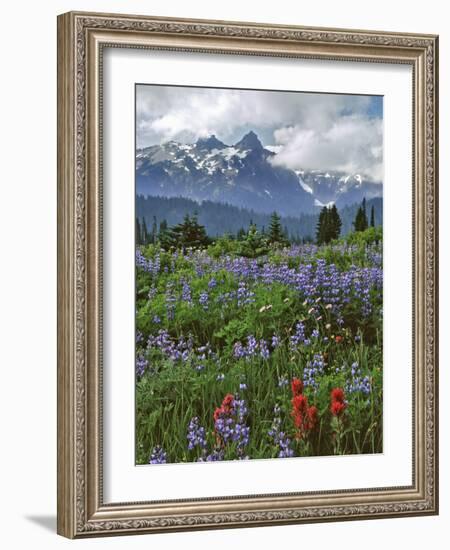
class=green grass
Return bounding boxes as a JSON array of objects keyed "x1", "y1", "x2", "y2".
[{"x1": 135, "y1": 231, "x2": 383, "y2": 464}]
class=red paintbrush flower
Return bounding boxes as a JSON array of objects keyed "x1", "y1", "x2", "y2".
[
  {"x1": 307, "y1": 405, "x2": 318, "y2": 429},
  {"x1": 221, "y1": 393, "x2": 235, "y2": 413},
  {"x1": 331, "y1": 387, "x2": 345, "y2": 403},
  {"x1": 291, "y1": 377, "x2": 304, "y2": 396},
  {"x1": 292, "y1": 394, "x2": 308, "y2": 413},
  {"x1": 213, "y1": 406, "x2": 224, "y2": 422},
  {"x1": 330, "y1": 400, "x2": 346, "y2": 417}
]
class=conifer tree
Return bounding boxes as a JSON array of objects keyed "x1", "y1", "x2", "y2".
[
  {"x1": 237, "y1": 227, "x2": 246, "y2": 241},
  {"x1": 238, "y1": 223, "x2": 269, "y2": 258},
  {"x1": 316, "y1": 207, "x2": 330, "y2": 245},
  {"x1": 316, "y1": 205, "x2": 342, "y2": 244},
  {"x1": 353, "y1": 199, "x2": 369, "y2": 232},
  {"x1": 136, "y1": 217, "x2": 142, "y2": 245},
  {"x1": 142, "y1": 218, "x2": 149, "y2": 245},
  {"x1": 159, "y1": 219, "x2": 174, "y2": 250},
  {"x1": 165, "y1": 213, "x2": 209, "y2": 250},
  {"x1": 151, "y1": 216, "x2": 158, "y2": 244},
  {"x1": 159, "y1": 219, "x2": 168, "y2": 235},
  {"x1": 268, "y1": 211, "x2": 288, "y2": 245},
  {"x1": 370, "y1": 205, "x2": 375, "y2": 227},
  {"x1": 329, "y1": 204, "x2": 342, "y2": 241}
]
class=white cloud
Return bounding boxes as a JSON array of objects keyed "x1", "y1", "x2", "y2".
[
  {"x1": 136, "y1": 85, "x2": 383, "y2": 181},
  {"x1": 270, "y1": 116, "x2": 383, "y2": 181}
]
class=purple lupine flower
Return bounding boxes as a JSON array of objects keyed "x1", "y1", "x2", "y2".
[
  {"x1": 346, "y1": 362, "x2": 372, "y2": 395},
  {"x1": 259, "y1": 339, "x2": 270, "y2": 360},
  {"x1": 208, "y1": 277, "x2": 217, "y2": 289},
  {"x1": 271, "y1": 334, "x2": 281, "y2": 349},
  {"x1": 148, "y1": 285, "x2": 157, "y2": 300},
  {"x1": 237, "y1": 281, "x2": 255, "y2": 307},
  {"x1": 187, "y1": 417, "x2": 207, "y2": 451},
  {"x1": 233, "y1": 341, "x2": 247, "y2": 359},
  {"x1": 136, "y1": 355, "x2": 148, "y2": 378},
  {"x1": 199, "y1": 291, "x2": 209, "y2": 310},
  {"x1": 303, "y1": 354, "x2": 326, "y2": 390},
  {"x1": 290, "y1": 322, "x2": 305, "y2": 350},
  {"x1": 268, "y1": 405, "x2": 294, "y2": 458},
  {"x1": 246, "y1": 335, "x2": 258, "y2": 357},
  {"x1": 198, "y1": 449, "x2": 224, "y2": 462},
  {"x1": 214, "y1": 395, "x2": 250, "y2": 458},
  {"x1": 165, "y1": 282, "x2": 176, "y2": 320},
  {"x1": 181, "y1": 278, "x2": 192, "y2": 304},
  {"x1": 149, "y1": 446, "x2": 167, "y2": 464}
]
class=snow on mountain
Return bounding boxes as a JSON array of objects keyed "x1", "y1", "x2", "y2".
[
  {"x1": 295, "y1": 171, "x2": 313, "y2": 194},
  {"x1": 314, "y1": 198, "x2": 335, "y2": 208},
  {"x1": 136, "y1": 131, "x2": 382, "y2": 216}
]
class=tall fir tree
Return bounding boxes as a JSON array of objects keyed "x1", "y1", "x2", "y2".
[
  {"x1": 159, "y1": 219, "x2": 168, "y2": 234},
  {"x1": 370, "y1": 205, "x2": 375, "y2": 227},
  {"x1": 353, "y1": 199, "x2": 369, "y2": 232},
  {"x1": 142, "y1": 217, "x2": 149, "y2": 245},
  {"x1": 268, "y1": 211, "x2": 288, "y2": 245},
  {"x1": 316, "y1": 205, "x2": 342, "y2": 245},
  {"x1": 136, "y1": 217, "x2": 142, "y2": 245},
  {"x1": 164, "y1": 213, "x2": 209, "y2": 250},
  {"x1": 237, "y1": 227, "x2": 246, "y2": 240},
  {"x1": 316, "y1": 207, "x2": 330, "y2": 245},
  {"x1": 238, "y1": 223, "x2": 269, "y2": 258},
  {"x1": 151, "y1": 216, "x2": 158, "y2": 244},
  {"x1": 158, "y1": 219, "x2": 173, "y2": 249},
  {"x1": 328, "y1": 204, "x2": 342, "y2": 241}
]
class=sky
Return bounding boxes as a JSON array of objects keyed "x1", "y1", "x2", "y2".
[{"x1": 136, "y1": 84, "x2": 383, "y2": 182}]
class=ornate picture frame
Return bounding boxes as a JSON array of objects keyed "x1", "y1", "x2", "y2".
[{"x1": 57, "y1": 11, "x2": 438, "y2": 538}]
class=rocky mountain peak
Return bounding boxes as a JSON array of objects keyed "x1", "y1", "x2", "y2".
[
  {"x1": 195, "y1": 134, "x2": 227, "y2": 150},
  {"x1": 235, "y1": 130, "x2": 263, "y2": 151}
]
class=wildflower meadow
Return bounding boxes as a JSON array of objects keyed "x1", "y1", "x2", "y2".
[{"x1": 135, "y1": 218, "x2": 383, "y2": 464}]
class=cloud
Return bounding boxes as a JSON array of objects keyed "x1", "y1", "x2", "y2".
[
  {"x1": 270, "y1": 115, "x2": 383, "y2": 181},
  {"x1": 136, "y1": 84, "x2": 383, "y2": 181}
]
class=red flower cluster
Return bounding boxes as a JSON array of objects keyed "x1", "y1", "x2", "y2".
[
  {"x1": 214, "y1": 393, "x2": 234, "y2": 422},
  {"x1": 291, "y1": 377, "x2": 304, "y2": 396},
  {"x1": 330, "y1": 387, "x2": 346, "y2": 417},
  {"x1": 290, "y1": 378, "x2": 318, "y2": 439}
]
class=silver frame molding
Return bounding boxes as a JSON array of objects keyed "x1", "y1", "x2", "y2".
[{"x1": 57, "y1": 11, "x2": 439, "y2": 538}]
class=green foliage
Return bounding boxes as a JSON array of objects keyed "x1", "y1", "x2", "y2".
[
  {"x1": 353, "y1": 198, "x2": 369, "y2": 232},
  {"x1": 268, "y1": 211, "x2": 289, "y2": 246},
  {"x1": 345, "y1": 226, "x2": 382, "y2": 246},
  {"x1": 141, "y1": 217, "x2": 149, "y2": 245},
  {"x1": 207, "y1": 235, "x2": 240, "y2": 259},
  {"x1": 136, "y1": 217, "x2": 142, "y2": 245},
  {"x1": 316, "y1": 205, "x2": 342, "y2": 245},
  {"x1": 370, "y1": 205, "x2": 375, "y2": 228},
  {"x1": 160, "y1": 213, "x2": 210, "y2": 250},
  {"x1": 135, "y1": 228, "x2": 383, "y2": 464},
  {"x1": 237, "y1": 224, "x2": 269, "y2": 258}
]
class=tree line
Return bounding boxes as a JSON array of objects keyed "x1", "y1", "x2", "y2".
[
  {"x1": 315, "y1": 198, "x2": 376, "y2": 245},
  {"x1": 137, "y1": 198, "x2": 379, "y2": 250},
  {"x1": 137, "y1": 211, "x2": 291, "y2": 252}
]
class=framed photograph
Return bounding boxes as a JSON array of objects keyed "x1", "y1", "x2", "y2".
[{"x1": 57, "y1": 11, "x2": 439, "y2": 538}]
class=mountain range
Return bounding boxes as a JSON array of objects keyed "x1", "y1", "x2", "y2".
[{"x1": 136, "y1": 131, "x2": 382, "y2": 217}]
